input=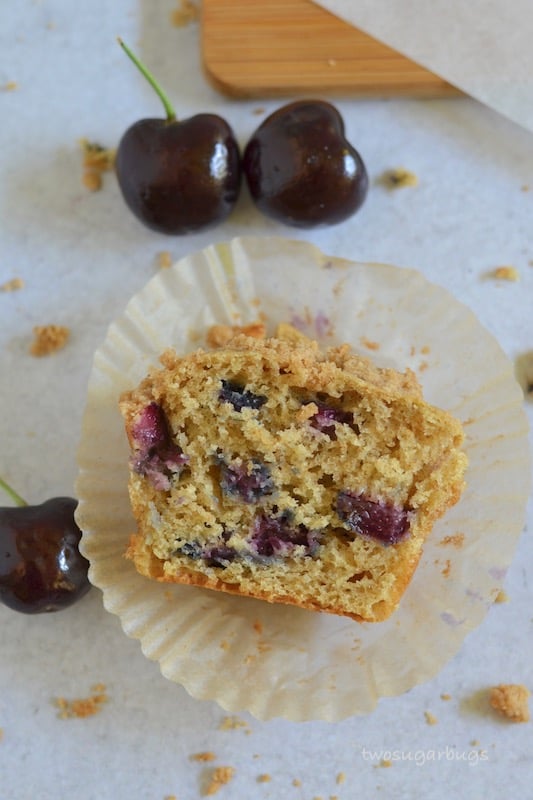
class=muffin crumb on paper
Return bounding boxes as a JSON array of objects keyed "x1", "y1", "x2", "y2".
[
  {"x1": 190, "y1": 752, "x2": 216, "y2": 762},
  {"x1": 489, "y1": 684, "x2": 530, "y2": 722},
  {"x1": 494, "y1": 589, "x2": 509, "y2": 603},
  {"x1": 378, "y1": 167, "x2": 418, "y2": 189},
  {"x1": 203, "y1": 766, "x2": 235, "y2": 796},
  {"x1": 30, "y1": 324, "x2": 69, "y2": 356},
  {"x1": 218, "y1": 715, "x2": 250, "y2": 733},
  {"x1": 487, "y1": 266, "x2": 520, "y2": 282},
  {"x1": 0, "y1": 277, "x2": 24, "y2": 292},
  {"x1": 53, "y1": 684, "x2": 108, "y2": 719},
  {"x1": 171, "y1": 0, "x2": 199, "y2": 27},
  {"x1": 80, "y1": 138, "x2": 115, "y2": 192}
]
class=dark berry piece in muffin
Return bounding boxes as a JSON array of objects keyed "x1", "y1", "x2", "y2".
[
  {"x1": 204, "y1": 544, "x2": 238, "y2": 568},
  {"x1": 218, "y1": 380, "x2": 267, "y2": 412},
  {"x1": 129, "y1": 402, "x2": 188, "y2": 490},
  {"x1": 249, "y1": 511, "x2": 322, "y2": 558},
  {"x1": 336, "y1": 491, "x2": 410, "y2": 545},
  {"x1": 309, "y1": 402, "x2": 355, "y2": 440},
  {"x1": 218, "y1": 459, "x2": 275, "y2": 503}
]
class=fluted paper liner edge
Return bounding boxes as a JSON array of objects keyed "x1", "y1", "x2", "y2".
[{"x1": 75, "y1": 236, "x2": 530, "y2": 722}]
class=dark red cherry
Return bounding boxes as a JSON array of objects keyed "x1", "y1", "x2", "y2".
[
  {"x1": 115, "y1": 39, "x2": 241, "y2": 234},
  {"x1": 243, "y1": 100, "x2": 368, "y2": 228},
  {"x1": 0, "y1": 479, "x2": 90, "y2": 614}
]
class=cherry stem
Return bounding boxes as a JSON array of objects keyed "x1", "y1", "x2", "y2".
[
  {"x1": 0, "y1": 476, "x2": 28, "y2": 507},
  {"x1": 117, "y1": 37, "x2": 176, "y2": 123}
]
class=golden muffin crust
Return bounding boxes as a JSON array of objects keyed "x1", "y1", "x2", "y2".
[{"x1": 120, "y1": 325, "x2": 467, "y2": 622}]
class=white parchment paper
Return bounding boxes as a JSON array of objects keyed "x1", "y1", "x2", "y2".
[{"x1": 316, "y1": 0, "x2": 533, "y2": 132}]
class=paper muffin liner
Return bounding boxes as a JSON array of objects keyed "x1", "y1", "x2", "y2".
[{"x1": 76, "y1": 236, "x2": 530, "y2": 722}]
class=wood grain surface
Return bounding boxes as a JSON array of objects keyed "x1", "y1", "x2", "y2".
[{"x1": 201, "y1": 0, "x2": 458, "y2": 98}]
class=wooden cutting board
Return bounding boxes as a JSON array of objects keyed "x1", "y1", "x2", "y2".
[{"x1": 201, "y1": 0, "x2": 458, "y2": 98}]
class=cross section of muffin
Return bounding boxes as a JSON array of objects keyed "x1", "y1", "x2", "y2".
[{"x1": 119, "y1": 326, "x2": 467, "y2": 621}]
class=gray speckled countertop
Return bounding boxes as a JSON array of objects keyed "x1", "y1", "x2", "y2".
[{"x1": 1, "y1": 2, "x2": 532, "y2": 798}]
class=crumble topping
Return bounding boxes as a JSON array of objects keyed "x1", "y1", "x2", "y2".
[{"x1": 206, "y1": 322, "x2": 266, "y2": 349}]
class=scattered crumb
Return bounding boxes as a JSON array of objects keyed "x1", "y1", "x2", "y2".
[
  {"x1": 253, "y1": 107, "x2": 265, "y2": 116},
  {"x1": 521, "y1": 184, "x2": 530, "y2": 192},
  {"x1": 424, "y1": 710, "x2": 438, "y2": 725},
  {"x1": 218, "y1": 715, "x2": 250, "y2": 732},
  {"x1": 206, "y1": 322, "x2": 266, "y2": 348},
  {"x1": 440, "y1": 693, "x2": 452, "y2": 701},
  {"x1": 438, "y1": 533, "x2": 465, "y2": 549},
  {"x1": 190, "y1": 752, "x2": 216, "y2": 762},
  {"x1": 54, "y1": 685, "x2": 108, "y2": 719},
  {"x1": 157, "y1": 251, "x2": 173, "y2": 269},
  {"x1": 336, "y1": 772, "x2": 346, "y2": 785},
  {"x1": 470, "y1": 739, "x2": 480, "y2": 747},
  {"x1": 489, "y1": 684, "x2": 530, "y2": 722},
  {"x1": 253, "y1": 620, "x2": 263, "y2": 635},
  {"x1": 164, "y1": 796, "x2": 177, "y2": 800},
  {"x1": 378, "y1": 759, "x2": 392, "y2": 768},
  {"x1": 486, "y1": 265, "x2": 519, "y2": 282},
  {"x1": 421, "y1": 344, "x2": 431, "y2": 354},
  {"x1": 360, "y1": 336, "x2": 380, "y2": 351},
  {"x1": 80, "y1": 139, "x2": 115, "y2": 192},
  {"x1": 494, "y1": 589, "x2": 509, "y2": 604},
  {"x1": 171, "y1": 0, "x2": 199, "y2": 26},
  {"x1": 2, "y1": 81, "x2": 18, "y2": 91},
  {"x1": 378, "y1": 168, "x2": 419, "y2": 189},
  {"x1": 203, "y1": 766, "x2": 235, "y2": 796},
  {"x1": 30, "y1": 324, "x2": 69, "y2": 356},
  {"x1": 257, "y1": 774, "x2": 271, "y2": 783},
  {"x1": 441, "y1": 559, "x2": 451, "y2": 578},
  {"x1": 292, "y1": 778, "x2": 302, "y2": 787},
  {"x1": 0, "y1": 728, "x2": 3, "y2": 741},
  {"x1": 418, "y1": 360, "x2": 429, "y2": 373},
  {"x1": 0, "y1": 277, "x2": 24, "y2": 292}
]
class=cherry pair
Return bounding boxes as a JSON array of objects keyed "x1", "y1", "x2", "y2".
[{"x1": 115, "y1": 40, "x2": 368, "y2": 235}]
